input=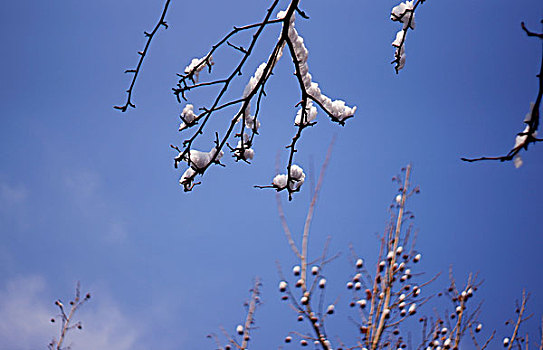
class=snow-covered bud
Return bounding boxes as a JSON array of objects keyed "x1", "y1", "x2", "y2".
[
  {"x1": 295, "y1": 279, "x2": 304, "y2": 288},
  {"x1": 236, "y1": 325, "x2": 244, "y2": 335},
  {"x1": 399, "y1": 262, "x2": 406, "y2": 271},
  {"x1": 387, "y1": 251, "x2": 394, "y2": 261},
  {"x1": 396, "y1": 246, "x2": 403, "y2": 255},
  {"x1": 285, "y1": 336, "x2": 292, "y2": 343},
  {"x1": 300, "y1": 339, "x2": 308, "y2": 346},
  {"x1": 413, "y1": 286, "x2": 420, "y2": 296},
  {"x1": 319, "y1": 278, "x2": 327, "y2": 289},
  {"x1": 383, "y1": 308, "x2": 391, "y2": 318},
  {"x1": 356, "y1": 258, "x2": 364, "y2": 268},
  {"x1": 475, "y1": 323, "x2": 482, "y2": 333},
  {"x1": 443, "y1": 338, "x2": 451, "y2": 348},
  {"x1": 355, "y1": 282, "x2": 362, "y2": 290},
  {"x1": 379, "y1": 292, "x2": 385, "y2": 299},
  {"x1": 467, "y1": 288, "x2": 473, "y2": 297},
  {"x1": 503, "y1": 338, "x2": 510, "y2": 347},
  {"x1": 292, "y1": 265, "x2": 301, "y2": 276},
  {"x1": 357, "y1": 299, "x2": 367, "y2": 308},
  {"x1": 399, "y1": 301, "x2": 406, "y2": 309},
  {"x1": 279, "y1": 281, "x2": 287, "y2": 292},
  {"x1": 399, "y1": 293, "x2": 406, "y2": 302},
  {"x1": 326, "y1": 304, "x2": 335, "y2": 314},
  {"x1": 301, "y1": 296, "x2": 309, "y2": 305},
  {"x1": 353, "y1": 273, "x2": 361, "y2": 282},
  {"x1": 405, "y1": 269, "x2": 411, "y2": 278},
  {"x1": 455, "y1": 306, "x2": 462, "y2": 314},
  {"x1": 311, "y1": 266, "x2": 319, "y2": 275},
  {"x1": 441, "y1": 327, "x2": 448, "y2": 335},
  {"x1": 346, "y1": 282, "x2": 353, "y2": 289},
  {"x1": 400, "y1": 309, "x2": 406, "y2": 317},
  {"x1": 379, "y1": 261, "x2": 386, "y2": 272},
  {"x1": 413, "y1": 253, "x2": 421, "y2": 263},
  {"x1": 395, "y1": 194, "x2": 402, "y2": 204},
  {"x1": 408, "y1": 303, "x2": 417, "y2": 315}
]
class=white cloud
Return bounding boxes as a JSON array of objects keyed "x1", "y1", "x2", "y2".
[{"x1": 0, "y1": 276, "x2": 144, "y2": 350}]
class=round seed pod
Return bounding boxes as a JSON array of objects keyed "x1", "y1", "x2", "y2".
[
  {"x1": 319, "y1": 278, "x2": 326, "y2": 289},
  {"x1": 279, "y1": 281, "x2": 287, "y2": 292},
  {"x1": 326, "y1": 304, "x2": 335, "y2": 314},
  {"x1": 285, "y1": 336, "x2": 292, "y2": 343},
  {"x1": 356, "y1": 258, "x2": 364, "y2": 268}
]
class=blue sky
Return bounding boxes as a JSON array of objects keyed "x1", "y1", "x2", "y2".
[{"x1": 0, "y1": 0, "x2": 542, "y2": 349}]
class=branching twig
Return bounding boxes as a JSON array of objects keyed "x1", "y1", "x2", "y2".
[
  {"x1": 48, "y1": 282, "x2": 91, "y2": 350},
  {"x1": 115, "y1": 0, "x2": 171, "y2": 112}
]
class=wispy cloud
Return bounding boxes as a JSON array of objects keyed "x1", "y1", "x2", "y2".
[
  {"x1": 62, "y1": 168, "x2": 129, "y2": 243},
  {"x1": 0, "y1": 276, "x2": 144, "y2": 350}
]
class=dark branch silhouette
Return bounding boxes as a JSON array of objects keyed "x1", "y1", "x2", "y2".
[
  {"x1": 115, "y1": 0, "x2": 171, "y2": 112},
  {"x1": 462, "y1": 20, "x2": 543, "y2": 166}
]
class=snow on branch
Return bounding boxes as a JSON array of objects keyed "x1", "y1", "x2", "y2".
[
  {"x1": 462, "y1": 21, "x2": 543, "y2": 167},
  {"x1": 390, "y1": 0, "x2": 427, "y2": 73},
  {"x1": 170, "y1": 0, "x2": 356, "y2": 200}
]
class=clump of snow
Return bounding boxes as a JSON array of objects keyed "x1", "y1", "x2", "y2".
[
  {"x1": 284, "y1": 11, "x2": 357, "y2": 122},
  {"x1": 272, "y1": 164, "x2": 306, "y2": 192},
  {"x1": 294, "y1": 101, "x2": 317, "y2": 126},
  {"x1": 179, "y1": 104, "x2": 198, "y2": 131},
  {"x1": 233, "y1": 133, "x2": 255, "y2": 161},
  {"x1": 184, "y1": 55, "x2": 214, "y2": 82},
  {"x1": 390, "y1": 1, "x2": 417, "y2": 72}
]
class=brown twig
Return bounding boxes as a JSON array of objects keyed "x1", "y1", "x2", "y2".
[{"x1": 48, "y1": 282, "x2": 91, "y2": 350}]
